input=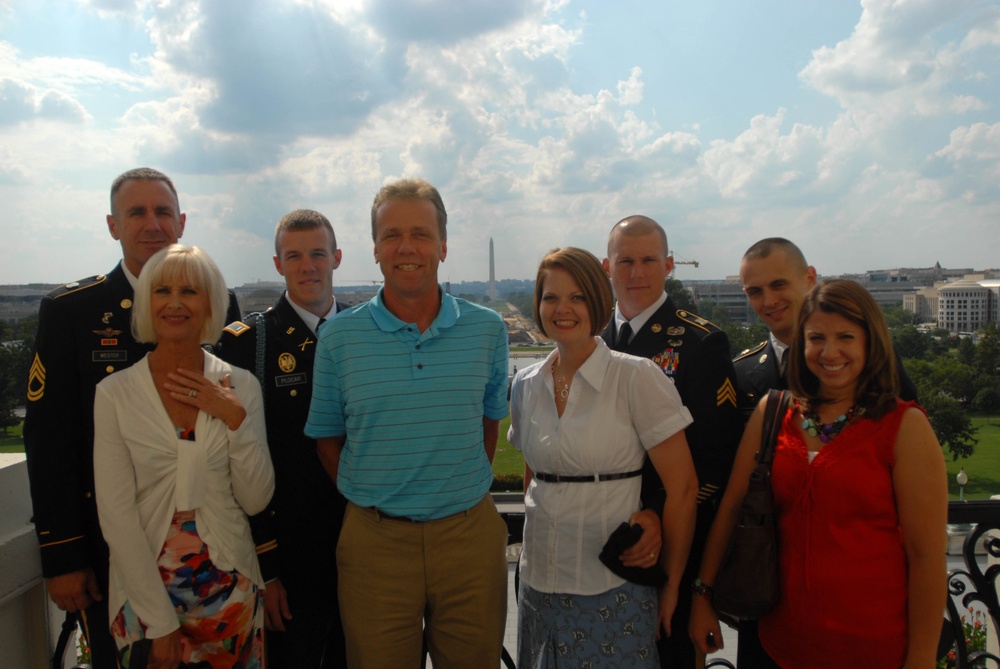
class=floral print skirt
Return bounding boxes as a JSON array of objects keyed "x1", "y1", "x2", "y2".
[
  {"x1": 518, "y1": 580, "x2": 659, "y2": 668},
  {"x1": 111, "y1": 510, "x2": 263, "y2": 669}
]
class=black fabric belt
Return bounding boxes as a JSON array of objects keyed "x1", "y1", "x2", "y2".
[{"x1": 533, "y1": 468, "x2": 643, "y2": 484}]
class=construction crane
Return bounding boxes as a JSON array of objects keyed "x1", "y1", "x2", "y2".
[{"x1": 669, "y1": 253, "x2": 699, "y2": 277}]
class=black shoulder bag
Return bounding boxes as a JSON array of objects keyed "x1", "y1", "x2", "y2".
[{"x1": 712, "y1": 388, "x2": 791, "y2": 620}]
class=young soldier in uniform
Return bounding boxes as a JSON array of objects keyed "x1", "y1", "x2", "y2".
[
  {"x1": 23, "y1": 168, "x2": 239, "y2": 668},
  {"x1": 601, "y1": 215, "x2": 743, "y2": 669},
  {"x1": 734, "y1": 237, "x2": 917, "y2": 416},
  {"x1": 217, "y1": 209, "x2": 348, "y2": 669}
]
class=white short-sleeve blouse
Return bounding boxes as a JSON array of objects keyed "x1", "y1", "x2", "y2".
[{"x1": 508, "y1": 338, "x2": 693, "y2": 595}]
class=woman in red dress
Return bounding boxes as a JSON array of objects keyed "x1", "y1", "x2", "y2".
[{"x1": 689, "y1": 280, "x2": 947, "y2": 668}]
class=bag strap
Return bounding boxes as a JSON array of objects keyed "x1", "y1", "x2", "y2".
[
  {"x1": 756, "y1": 389, "x2": 791, "y2": 466},
  {"x1": 51, "y1": 611, "x2": 78, "y2": 669}
]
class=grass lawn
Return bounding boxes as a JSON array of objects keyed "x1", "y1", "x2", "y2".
[
  {"x1": 492, "y1": 414, "x2": 524, "y2": 477},
  {"x1": 0, "y1": 421, "x2": 24, "y2": 453},
  {"x1": 946, "y1": 416, "x2": 1000, "y2": 500},
  {"x1": 6, "y1": 412, "x2": 997, "y2": 499},
  {"x1": 493, "y1": 412, "x2": 1000, "y2": 500}
]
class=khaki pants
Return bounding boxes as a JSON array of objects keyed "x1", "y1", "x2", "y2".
[{"x1": 337, "y1": 495, "x2": 508, "y2": 668}]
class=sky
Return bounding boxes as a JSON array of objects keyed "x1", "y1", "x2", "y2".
[{"x1": 0, "y1": 0, "x2": 997, "y2": 288}]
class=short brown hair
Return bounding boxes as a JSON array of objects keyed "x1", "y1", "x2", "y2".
[
  {"x1": 370, "y1": 178, "x2": 447, "y2": 241},
  {"x1": 742, "y1": 237, "x2": 808, "y2": 270},
  {"x1": 788, "y1": 279, "x2": 899, "y2": 419},
  {"x1": 533, "y1": 247, "x2": 614, "y2": 338},
  {"x1": 110, "y1": 167, "x2": 178, "y2": 218},
  {"x1": 274, "y1": 209, "x2": 337, "y2": 256}
]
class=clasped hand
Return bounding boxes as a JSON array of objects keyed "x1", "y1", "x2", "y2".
[{"x1": 164, "y1": 370, "x2": 246, "y2": 431}]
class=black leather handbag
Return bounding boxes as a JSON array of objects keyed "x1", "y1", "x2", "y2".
[{"x1": 712, "y1": 389, "x2": 790, "y2": 620}]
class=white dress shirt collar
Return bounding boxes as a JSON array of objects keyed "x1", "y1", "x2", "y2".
[
  {"x1": 613, "y1": 290, "x2": 668, "y2": 339},
  {"x1": 285, "y1": 291, "x2": 338, "y2": 334}
]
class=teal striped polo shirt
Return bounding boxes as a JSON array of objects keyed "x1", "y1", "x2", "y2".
[{"x1": 305, "y1": 288, "x2": 509, "y2": 520}]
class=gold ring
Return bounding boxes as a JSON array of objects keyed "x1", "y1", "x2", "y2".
[
  {"x1": 188, "y1": 389, "x2": 197, "y2": 398},
  {"x1": 649, "y1": 552, "x2": 655, "y2": 560}
]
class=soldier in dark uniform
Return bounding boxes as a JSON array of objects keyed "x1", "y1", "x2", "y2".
[
  {"x1": 600, "y1": 215, "x2": 743, "y2": 669},
  {"x1": 217, "y1": 209, "x2": 348, "y2": 669},
  {"x1": 732, "y1": 237, "x2": 917, "y2": 667},
  {"x1": 735, "y1": 237, "x2": 918, "y2": 415},
  {"x1": 23, "y1": 168, "x2": 240, "y2": 669}
]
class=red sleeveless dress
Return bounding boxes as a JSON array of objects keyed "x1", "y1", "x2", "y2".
[{"x1": 758, "y1": 400, "x2": 918, "y2": 669}]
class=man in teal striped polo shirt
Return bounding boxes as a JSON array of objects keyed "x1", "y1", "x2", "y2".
[{"x1": 305, "y1": 178, "x2": 510, "y2": 668}]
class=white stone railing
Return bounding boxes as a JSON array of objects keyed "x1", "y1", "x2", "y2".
[{"x1": 0, "y1": 454, "x2": 65, "y2": 668}]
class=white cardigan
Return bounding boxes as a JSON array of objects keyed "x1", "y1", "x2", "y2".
[{"x1": 94, "y1": 351, "x2": 274, "y2": 639}]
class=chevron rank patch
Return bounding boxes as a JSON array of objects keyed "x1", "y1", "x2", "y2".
[
  {"x1": 27, "y1": 354, "x2": 45, "y2": 402},
  {"x1": 717, "y1": 378, "x2": 737, "y2": 407}
]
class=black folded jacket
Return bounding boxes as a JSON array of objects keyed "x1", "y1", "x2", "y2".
[{"x1": 598, "y1": 522, "x2": 667, "y2": 588}]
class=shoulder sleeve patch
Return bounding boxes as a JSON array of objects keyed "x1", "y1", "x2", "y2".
[
  {"x1": 50, "y1": 274, "x2": 107, "y2": 299},
  {"x1": 733, "y1": 340, "x2": 767, "y2": 362},
  {"x1": 675, "y1": 309, "x2": 719, "y2": 333}
]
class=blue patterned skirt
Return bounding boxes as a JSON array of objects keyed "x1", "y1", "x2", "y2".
[{"x1": 518, "y1": 581, "x2": 660, "y2": 668}]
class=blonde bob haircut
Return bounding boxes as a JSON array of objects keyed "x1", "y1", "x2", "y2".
[
  {"x1": 533, "y1": 247, "x2": 614, "y2": 338},
  {"x1": 132, "y1": 244, "x2": 229, "y2": 345}
]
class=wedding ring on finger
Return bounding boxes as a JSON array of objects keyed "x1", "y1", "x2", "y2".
[
  {"x1": 188, "y1": 389, "x2": 198, "y2": 398},
  {"x1": 649, "y1": 553, "x2": 656, "y2": 560}
]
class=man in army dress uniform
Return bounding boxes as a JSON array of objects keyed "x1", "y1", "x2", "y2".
[
  {"x1": 734, "y1": 237, "x2": 917, "y2": 416},
  {"x1": 217, "y1": 209, "x2": 348, "y2": 669},
  {"x1": 601, "y1": 215, "x2": 743, "y2": 669},
  {"x1": 23, "y1": 167, "x2": 240, "y2": 668}
]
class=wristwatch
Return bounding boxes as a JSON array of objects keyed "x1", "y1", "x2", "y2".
[{"x1": 691, "y1": 578, "x2": 713, "y2": 600}]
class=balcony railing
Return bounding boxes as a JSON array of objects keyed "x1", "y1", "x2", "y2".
[
  {"x1": 499, "y1": 497, "x2": 1000, "y2": 669},
  {"x1": 5, "y1": 483, "x2": 1000, "y2": 667}
]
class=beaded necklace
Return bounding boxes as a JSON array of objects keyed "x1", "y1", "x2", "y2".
[{"x1": 800, "y1": 401, "x2": 865, "y2": 443}]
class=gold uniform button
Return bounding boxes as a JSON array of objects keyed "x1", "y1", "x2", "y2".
[
  {"x1": 106, "y1": 365, "x2": 115, "y2": 373},
  {"x1": 84, "y1": 492, "x2": 92, "y2": 499},
  {"x1": 290, "y1": 389, "x2": 298, "y2": 397}
]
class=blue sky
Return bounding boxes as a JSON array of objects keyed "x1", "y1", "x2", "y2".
[{"x1": 0, "y1": 0, "x2": 997, "y2": 288}]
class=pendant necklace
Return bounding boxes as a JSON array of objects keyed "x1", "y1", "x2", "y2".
[
  {"x1": 800, "y1": 401, "x2": 865, "y2": 444},
  {"x1": 551, "y1": 361, "x2": 570, "y2": 400}
]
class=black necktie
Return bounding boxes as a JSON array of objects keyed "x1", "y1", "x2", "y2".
[
  {"x1": 614, "y1": 322, "x2": 633, "y2": 352},
  {"x1": 317, "y1": 317, "x2": 326, "y2": 333},
  {"x1": 778, "y1": 351, "x2": 788, "y2": 388}
]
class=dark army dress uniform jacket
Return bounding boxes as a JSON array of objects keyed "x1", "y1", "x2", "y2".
[
  {"x1": 217, "y1": 294, "x2": 348, "y2": 608},
  {"x1": 600, "y1": 296, "x2": 743, "y2": 509}
]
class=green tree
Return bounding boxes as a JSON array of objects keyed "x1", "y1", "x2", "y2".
[
  {"x1": 906, "y1": 357, "x2": 976, "y2": 406},
  {"x1": 881, "y1": 304, "x2": 917, "y2": 328},
  {"x1": 957, "y1": 337, "x2": 976, "y2": 366},
  {"x1": 893, "y1": 325, "x2": 930, "y2": 360},
  {"x1": 0, "y1": 343, "x2": 29, "y2": 435},
  {"x1": 976, "y1": 324, "x2": 1000, "y2": 378},
  {"x1": 698, "y1": 300, "x2": 732, "y2": 327},
  {"x1": 507, "y1": 292, "x2": 535, "y2": 324},
  {"x1": 664, "y1": 278, "x2": 696, "y2": 313},
  {"x1": 973, "y1": 387, "x2": 1000, "y2": 423},
  {"x1": 725, "y1": 322, "x2": 770, "y2": 358},
  {"x1": 922, "y1": 391, "x2": 978, "y2": 460}
]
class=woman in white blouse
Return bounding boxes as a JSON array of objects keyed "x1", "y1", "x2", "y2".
[
  {"x1": 94, "y1": 244, "x2": 273, "y2": 669},
  {"x1": 508, "y1": 247, "x2": 698, "y2": 668}
]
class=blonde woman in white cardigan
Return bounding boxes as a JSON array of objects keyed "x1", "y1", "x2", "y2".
[{"x1": 94, "y1": 245, "x2": 273, "y2": 669}]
